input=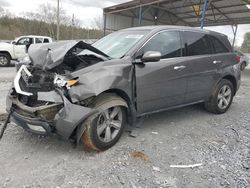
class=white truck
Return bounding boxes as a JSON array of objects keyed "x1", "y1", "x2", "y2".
[{"x1": 0, "y1": 35, "x2": 53, "y2": 67}]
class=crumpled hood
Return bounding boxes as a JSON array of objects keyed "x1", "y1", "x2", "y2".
[{"x1": 28, "y1": 40, "x2": 109, "y2": 70}]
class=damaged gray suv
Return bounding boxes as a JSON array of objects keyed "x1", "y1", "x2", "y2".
[{"x1": 6, "y1": 26, "x2": 241, "y2": 151}]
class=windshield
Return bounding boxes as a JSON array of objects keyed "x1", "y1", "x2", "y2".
[{"x1": 92, "y1": 30, "x2": 147, "y2": 59}]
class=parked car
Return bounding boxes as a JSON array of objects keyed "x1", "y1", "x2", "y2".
[
  {"x1": 6, "y1": 26, "x2": 241, "y2": 151},
  {"x1": 234, "y1": 50, "x2": 249, "y2": 71},
  {"x1": 0, "y1": 35, "x2": 53, "y2": 67}
]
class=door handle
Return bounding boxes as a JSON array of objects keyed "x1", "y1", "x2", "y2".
[
  {"x1": 174, "y1": 65, "x2": 186, "y2": 70},
  {"x1": 213, "y1": 60, "x2": 222, "y2": 64}
]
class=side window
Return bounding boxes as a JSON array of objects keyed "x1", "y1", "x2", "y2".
[
  {"x1": 16, "y1": 37, "x2": 33, "y2": 45},
  {"x1": 16, "y1": 38, "x2": 29, "y2": 45},
  {"x1": 209, "y1": 36, "x2": 229, "y2": 53},
  {"x1": 43, "y1": 38, "x2": 50, "y2": 43},
  {"x1": 35, "y1": 38, "x2": 43, "y2": 43},
  {"x1": 139, "y1": 31, "x2": 182, "y2": 59},
  {"x1": 183, "y1": 31, "x2": 213, "y2": 56}
]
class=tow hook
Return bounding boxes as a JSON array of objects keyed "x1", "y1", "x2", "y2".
[{"x1": 0, "y1": 106, "x2": 13, "y2": 140}]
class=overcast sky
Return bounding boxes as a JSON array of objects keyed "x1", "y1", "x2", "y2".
[
  {"x1": 1, "y1": 0, "x2": 250, "y2": 46},
  {"x1": 0, "y1": 0, "x2": 128, "y2": 26}
]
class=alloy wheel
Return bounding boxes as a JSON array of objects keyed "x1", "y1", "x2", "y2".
[
  {"x1": 0, "y1": 56, "x2": 8, "y2": 66},
  {"x1": 217, "y1": 85, "x2": 232, "y2": 110},
  {"x1": 96, "y1": 106, "x2": 123, "y2": 143}
]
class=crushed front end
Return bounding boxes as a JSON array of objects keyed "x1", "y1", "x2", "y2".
[
  {"x1": 6, "y1": 64, "x2": 96, "y2": 140},
  {"x1": 6, "y1": 41, "x2": 108, "y2": 141}
]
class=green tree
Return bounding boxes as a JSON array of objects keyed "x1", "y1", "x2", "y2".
[{"x1": 241, "y1": 32, "x2": 250, "y2": 53}]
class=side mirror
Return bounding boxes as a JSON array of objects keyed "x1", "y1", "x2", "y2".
[
  {"x1": 141, "y1": 51, "x2": 161, "y2": 62},
  {"x1": 11, "y1": 41, "x2": 16, "y2": 45}
]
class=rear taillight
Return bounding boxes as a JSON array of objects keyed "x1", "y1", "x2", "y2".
[{"x1": 236, "y1": 55, "x2": 241, "y2": 64}]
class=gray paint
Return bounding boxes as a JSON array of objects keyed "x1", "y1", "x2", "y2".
[
  {"x1": 69, "y1": 58, "x2": 133, "y2": 103},
  {"x1": 6, "y1": 26, "x2": 241, "y2": 142}
]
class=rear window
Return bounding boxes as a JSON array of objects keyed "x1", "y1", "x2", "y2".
[
  {"x1": 209, "y1": 35, "x2": 229, "y2": 53},
  {"x1": 44, "y1": 38, "x2": 50, "y2": 43},
  {"x1": 183, "y1": 31, "x2": 213, "y2": 56}
]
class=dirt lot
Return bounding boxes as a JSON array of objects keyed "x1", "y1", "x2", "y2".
[{"x1": 0, "y1": 67, "x2": 249, "y2": 188}]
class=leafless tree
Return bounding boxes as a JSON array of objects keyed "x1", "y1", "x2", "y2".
[
  {"x1": 93, "y1": 15, "x2": 104, "y2": 30},
  {"x1": 0, "y1": 6, "x2": 11, "y2": 17},
  {"x1": 0, "y1": 6, "x2": 4, "y2": 16},
  {"x1": 25, "y1": 3, "x2": 71, "y2": 38}
]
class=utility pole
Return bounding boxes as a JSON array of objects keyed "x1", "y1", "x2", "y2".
[
  {"x1": 56, "y1": 0, "x2": 60, "y2": 40},
  {"x1": 71, "y1": 14, "x2": 75, "y2": 39}
]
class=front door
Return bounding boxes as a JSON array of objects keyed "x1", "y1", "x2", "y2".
[
  {"x1": 135, "y1": 30, "x2": 191, "y2": 114},
  {"x1": 14, "y1": 37, "x2": 33, "y2": 59}
]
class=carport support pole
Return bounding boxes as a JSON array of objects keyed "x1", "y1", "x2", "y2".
[
  {"x1": 232, "y1": 24, "x2": 238, "y2": 48},
  {"x1": 139, "y1": 5, "x2": 142, "y2": 25},
  {"x1": 103, "y1": 13, "x2": 107, "y2": 36},
  {"x1": 56, "y1": 0, "x2": 60, "y2": 40},
  {"x1": 200, "y1": 0, "x2": 208, "y2": 29}
]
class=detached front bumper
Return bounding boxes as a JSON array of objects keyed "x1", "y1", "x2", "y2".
[
  {"x1": 6, "y1": 92, "x2": 61, "y2": 135},
  {"x1": 6, "y1": 88, "x2": 98, "y2": 141},
  {"x1": 11, "y1": 111, "x2": 52, "y2": 135}
]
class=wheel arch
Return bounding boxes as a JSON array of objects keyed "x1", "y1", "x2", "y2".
[
  {"x1": 101, "y1": 88, "x2": 134, "y2": 124},
  {"x1": 102, "y1": 88, "x2": 132, "y2": 107},
  {"x1": 221, "y1": 75, "x2": 237, "y2": 95},
  {"x1": 0, "y1": 51, "x2": 12, "y2": 59},
  {"x1": 73, "y1": 89, "x2": 133, "y2": 144}
]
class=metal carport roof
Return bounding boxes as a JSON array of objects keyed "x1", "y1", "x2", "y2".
[{"x1": 103, "y1": 0, "x2": 250, "y2": 46}]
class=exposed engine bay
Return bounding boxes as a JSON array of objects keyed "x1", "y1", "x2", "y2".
[
  {"x1": 17, "y1": 40, "x2": 108, "y2": 92},
  {"x1": 14, "y1": 40, "x2": 110, "y2": 106}
]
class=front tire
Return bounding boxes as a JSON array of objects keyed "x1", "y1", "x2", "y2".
[
  {"x1": 81, "y1": 93, "x2": 127, "y2": 151},
  {"x1": 0, "y1": 53, "x2": 11, "y2": 67},
  {"x1": 205, "y1": 79, "x2": 234, "y2": 114}
]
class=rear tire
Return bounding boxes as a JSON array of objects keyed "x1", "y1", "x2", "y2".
[
  {"x1": 205, "y1": 79, "x2": 234, "y2": 114},
  {"x1": 0, "y1": 53, "x2": 11, "y2": 67},
  {"x1": 240, "y1": 62, "x2": 246, "y2": 71},
  {"x1": 81, "y1": 93, "x2": 127, "y2": 151}
]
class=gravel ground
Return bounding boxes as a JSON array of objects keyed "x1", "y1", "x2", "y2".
[
  {"x1": 0, "y1": 65, "x2": 16, "y2": 114},
  {"x1": 0, "y1": 67, "x2": 249, "y2": 188}
]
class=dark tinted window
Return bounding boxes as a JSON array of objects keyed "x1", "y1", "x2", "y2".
[
  {"x1": 209, "y1": 36, "x2": 229, "y2": 53},
  {"x1": 44, "y1": 38, "x2": 50, "y2": 43},
  {"x1": 141, "y1": 31, "x2": 181, "y2": 59},
  {"x1": 183, "y1": 31, "x2": 212, "y2": 56}
]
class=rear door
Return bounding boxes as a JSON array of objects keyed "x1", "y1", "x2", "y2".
[
  {"x1": 35, "y1": 38, "x2": 43, "y2": 44},
  {"x1": 208, "y1": 34, "x2": 235, "y2": 69},
  {"x1": 135, "y1": 30, "x2": 192, "y2": 114},
  {"x1": 182, "y1": 31, "x2": 221, "y2": 103}
]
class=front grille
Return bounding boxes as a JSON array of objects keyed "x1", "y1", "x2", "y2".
[{"x1": 19, "y1": 69, "x2": 55, "y2": 93}]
